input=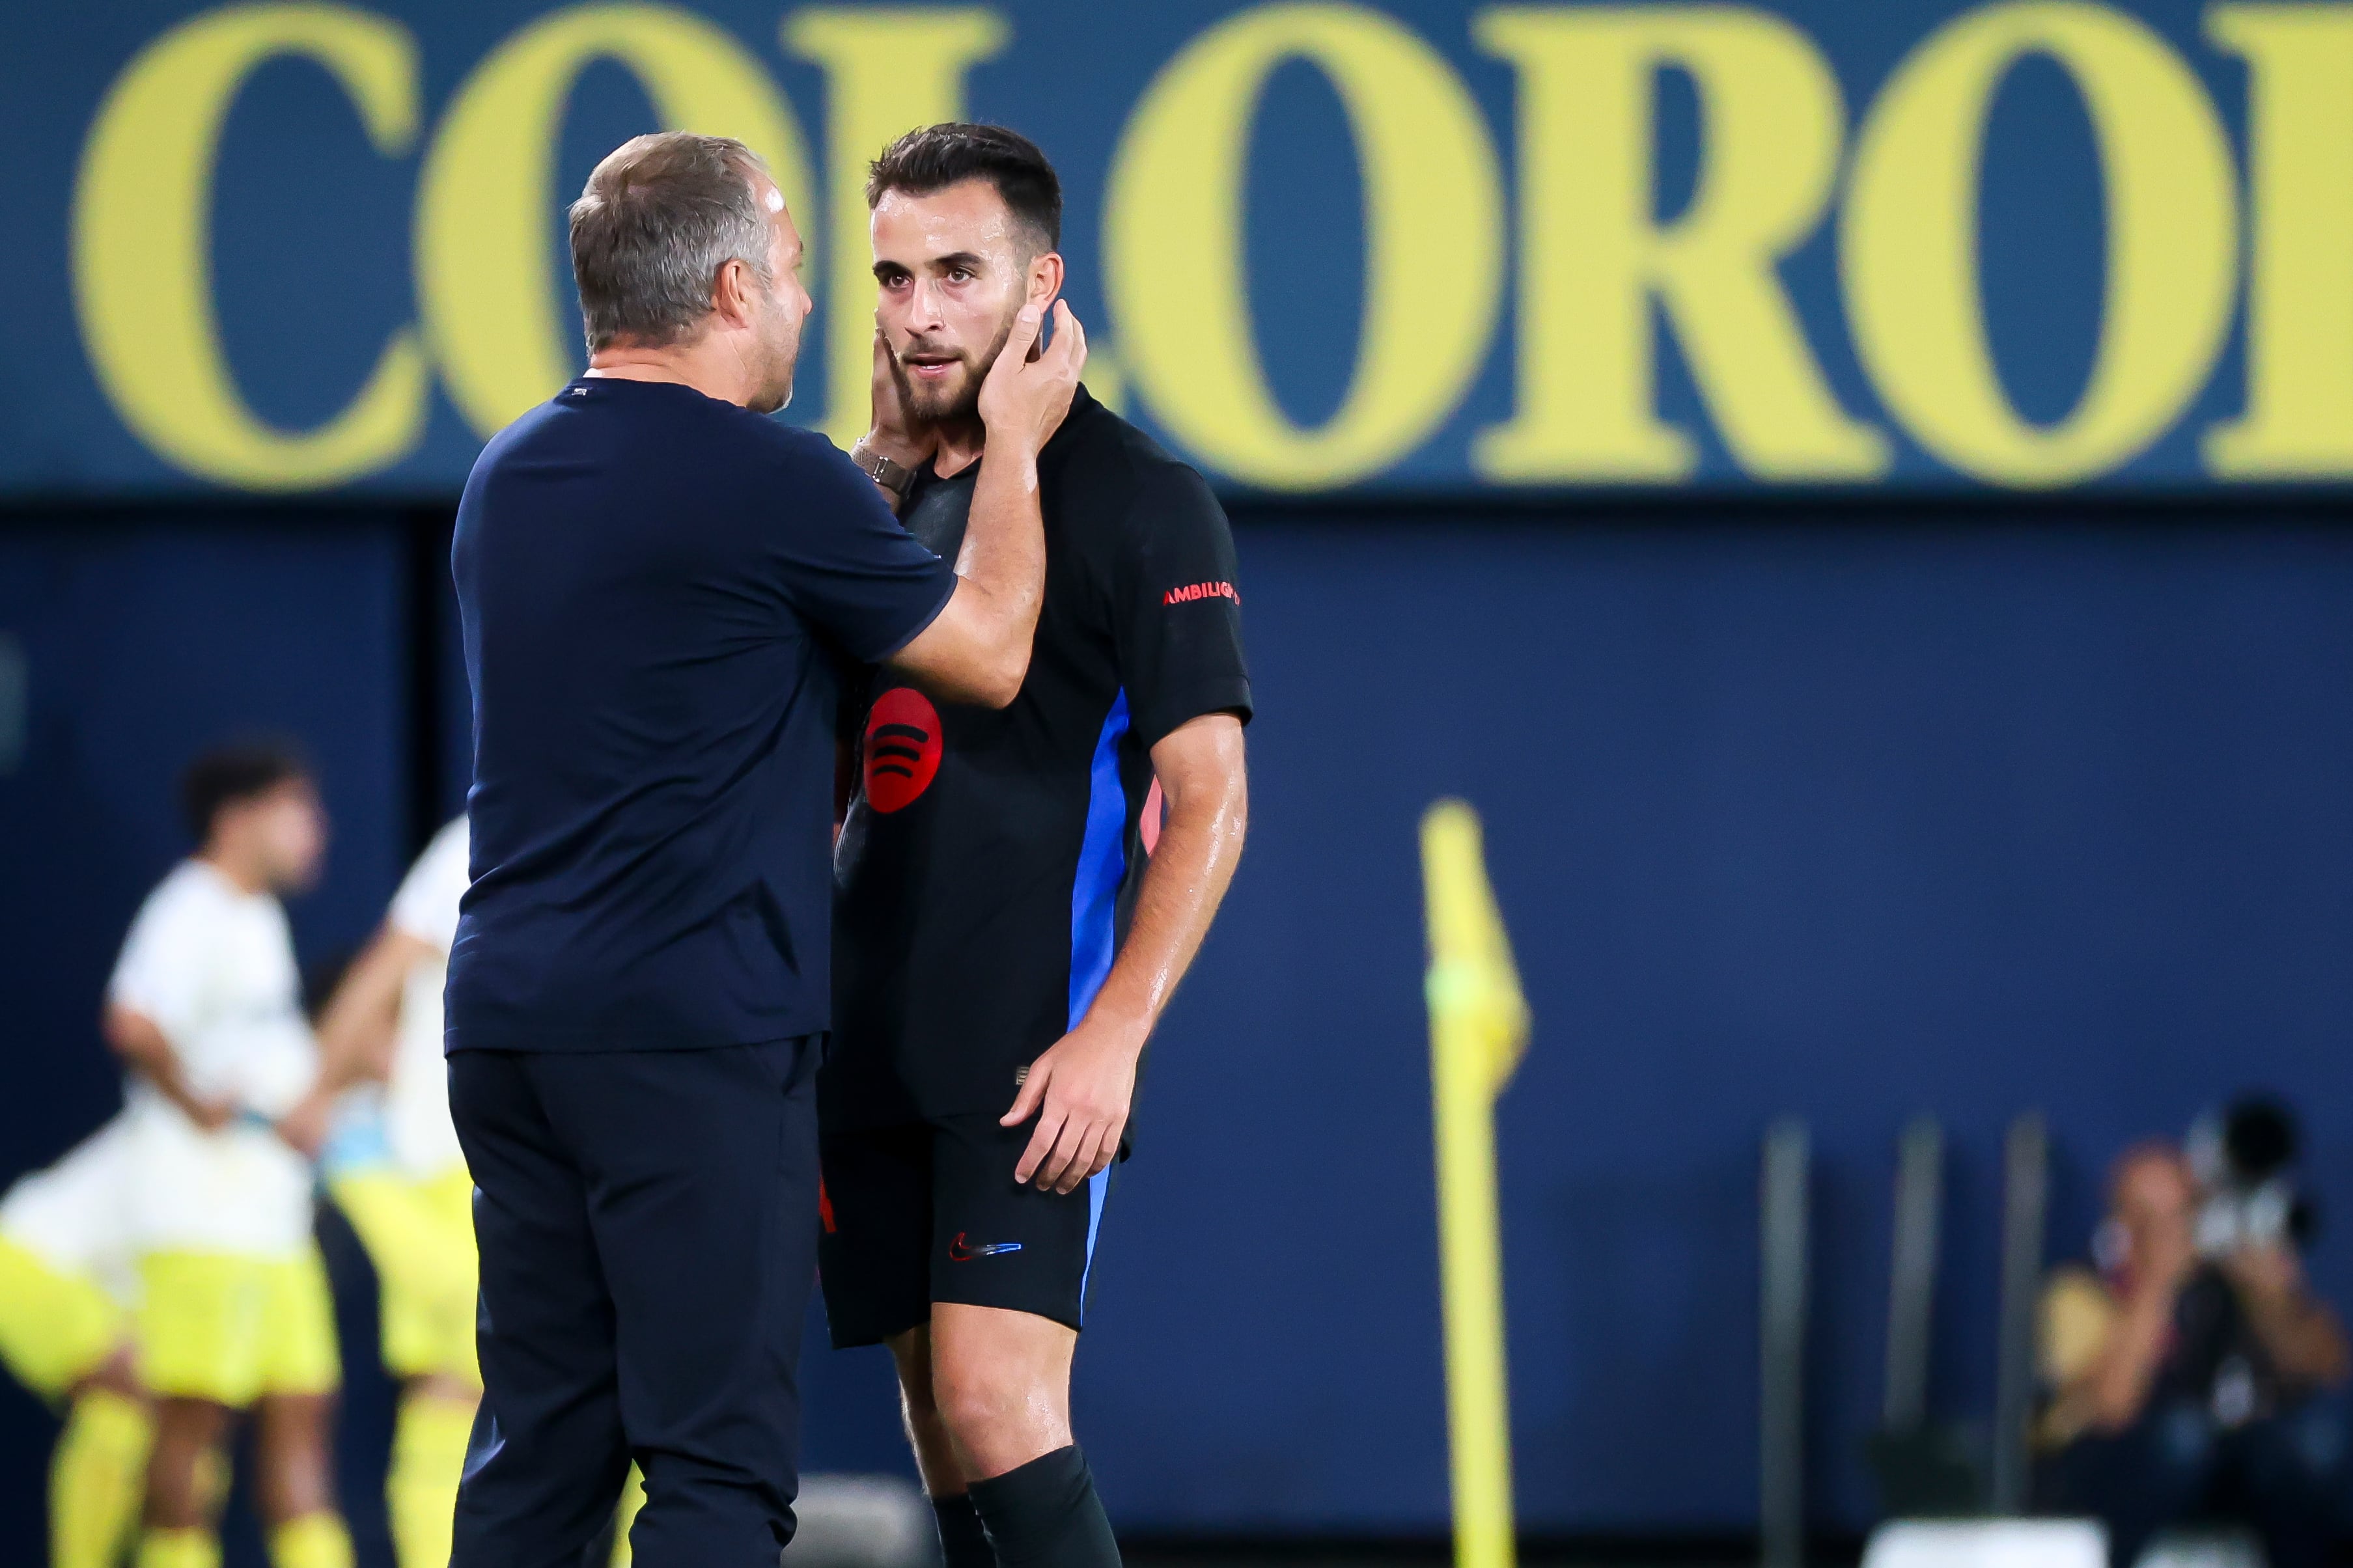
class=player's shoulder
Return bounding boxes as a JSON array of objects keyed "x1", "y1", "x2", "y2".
[
  {"x1": 135, "y1": 859, "x2": 231, "y2": 927},
  {"x1": 117, "y1": 860, "x2": 240, "y2": 969},
  {"x1": 1045, "y1": 387, "x2": 1224, "y2": 532}
]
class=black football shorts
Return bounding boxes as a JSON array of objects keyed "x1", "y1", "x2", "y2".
[{"x1": 818, "y1": 1112, "x2": 1113, "y2": 1347}]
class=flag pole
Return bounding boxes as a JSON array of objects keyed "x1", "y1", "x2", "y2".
[{"x1": 1421, "y1": 800, "x2": 1529, "y2": 1568}]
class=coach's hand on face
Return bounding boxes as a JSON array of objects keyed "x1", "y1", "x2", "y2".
[
  {"x1": 1003, "y1": 1006, "x2": 1135, "y2": 1194},
  {"x1": 865, "y1": 323, "x2": 934, "y2": 472},
  {"x1": 978, "y1": 298, "x2": 1085, "y2": 457}
]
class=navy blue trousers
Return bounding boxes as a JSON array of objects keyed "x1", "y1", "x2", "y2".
[{"x1": 447, "y1": 1038, "x2": 820, "y2": 1568}]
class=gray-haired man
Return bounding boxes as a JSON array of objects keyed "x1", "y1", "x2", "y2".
[{"x1": 444, "y1": 131, "x2": 1083, "y2": 1567}]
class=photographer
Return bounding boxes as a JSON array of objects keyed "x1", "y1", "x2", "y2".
[{"x1": 2037, "y1": 1137, "x2": 2349, "y2": 1568}]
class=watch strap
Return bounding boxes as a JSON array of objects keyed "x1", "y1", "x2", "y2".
[{"x1": 850, "y1": 441, "x2": 916, "y2": 497}]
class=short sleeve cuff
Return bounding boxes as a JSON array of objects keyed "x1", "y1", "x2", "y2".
[
  {"x1": 863, "y1": 566, "x2": 959, "y2": 665},
  {"x1": 1132, "y1": 677, "x2": 1253, "y2": 753}
]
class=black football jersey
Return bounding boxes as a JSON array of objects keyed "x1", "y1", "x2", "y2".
[{"x1": 826, "y1": 386, "x2": 1252, "y2": 1127}]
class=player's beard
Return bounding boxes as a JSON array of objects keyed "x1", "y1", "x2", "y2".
[{"x1": 901, "y1": 303, "x2": 1020, "y2": 427}]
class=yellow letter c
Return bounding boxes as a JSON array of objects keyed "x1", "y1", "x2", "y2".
[{"x1": 73, "y1": 3, "x2": 427, "y2": 489}]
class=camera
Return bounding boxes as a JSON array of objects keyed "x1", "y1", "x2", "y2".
[{"x1": 2190, "y1": 1095, "x2": 2318, "y2": 1257}]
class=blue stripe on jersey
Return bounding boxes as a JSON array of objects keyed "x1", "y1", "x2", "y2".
[
  {"x1": 1069, "y1": 689, "x2": 1130, "y2": 1325},
  {"x1": 1068, "y1": 689, "x2": 1130, "y2": 1031}
]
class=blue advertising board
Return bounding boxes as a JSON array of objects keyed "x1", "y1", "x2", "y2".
[{"x1": 7, "y1": 0, "x2": 2353, "y2": 498}]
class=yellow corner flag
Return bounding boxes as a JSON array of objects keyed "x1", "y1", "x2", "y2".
[{"x1": 1421, "y1": 800, "x2": 1529, "y2": 1568}]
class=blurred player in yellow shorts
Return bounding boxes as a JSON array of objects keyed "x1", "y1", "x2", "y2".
[
  {"x1": 104, "y1": 743, "x2": 352, "y2": 1568},
  {"x1": 292, "y1": 815, "x2": 481, "y2": 1568},
  {"x1": 0, "y1": 1112, "x2": 154, "y2": 1568}
]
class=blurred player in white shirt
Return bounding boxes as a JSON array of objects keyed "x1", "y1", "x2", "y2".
[
  {"x1": 0, "y1": 1112, "x2": 152, "y2": 1568},
  {"x1": 285, "y1": 816, "x2": 475, "y2": 1568},
  {"x1": 102, "y1": 742, "x2": 350, "y2": 1568}
]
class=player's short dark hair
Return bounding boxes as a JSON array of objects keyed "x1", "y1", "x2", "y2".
[
  {"x1": 181, "y1": 738, "x2": 309, "y2": 843},
  {"x1": 867, "y1": 123, "x2": 1061, "y2": 253}
]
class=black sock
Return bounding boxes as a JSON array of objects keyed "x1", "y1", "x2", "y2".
[
  {"x1": 966, "y1": 1445, "x2": 1121, "y2": 1568},
  {"x1": 932, "y1": 1492, "x2": 997, "y2": 1568}
]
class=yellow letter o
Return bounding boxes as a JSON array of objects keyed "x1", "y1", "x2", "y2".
[
  {"x1": 73, "y1": 3, "x2": 426, "y2": 489},
  {"x1": 415, "y1": 3, "x2": 814, "y2": 439},
  {"x1": 1105, "y1": 3, "x2": 1504, "y2": 489},
  {"x1": 1841, "y1": 1, "x2": 2237, "y2": 486}
]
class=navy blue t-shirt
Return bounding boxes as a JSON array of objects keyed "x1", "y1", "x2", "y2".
[{"x1": 447, "y1": 376, "x2": 956, "y2": 1054}]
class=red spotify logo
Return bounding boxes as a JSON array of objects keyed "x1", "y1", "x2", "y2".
[{"x1": 865, "y1": 687, "x2": 943, "y2": 812}]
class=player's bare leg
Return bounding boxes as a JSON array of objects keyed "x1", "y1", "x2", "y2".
[
  {"x1": 143, "y1": 1397, "x2": 230, "y2": 1530},
  {"x1": 928, "y1": 1304, "x2": 1074, "y2": 1478},
  {"x1": 887, "y1": 1325, "x2": 964, "y2": 1492},
  {"x1": 138, "y1": 1396, "x2": 231, "y2": 1567},
  {"x1": 889, "y1": 1323, "x2": 990, "y2": 1568},
  {"x1": 893, "y1": 1304, "x2": 1115, "y2": 1568},
  {"x1": 255, "y1": 1392, "x2": 353, "y2": 1568}
]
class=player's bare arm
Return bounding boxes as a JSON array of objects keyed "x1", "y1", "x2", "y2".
[
  {"x1": 101, "y1": 1002, "x2": 231, "y2": 1131},
  {"x1": 886, "y1": 299, "x2": 1085, "y2": 708},
  {"x1": 1003, "y1": 711, "x2": 1249, "y2": 1192},
  {"x1": 314, "y1": 925, "x2": 432, "y2": 1088},
  {"x1": 275, "y1": 924, "x2": 435, "y2": 1157}
]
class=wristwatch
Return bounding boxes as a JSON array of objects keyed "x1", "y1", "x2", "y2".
[{"x1": 850, "y1": 440, "x2": 916, "y2": 498}]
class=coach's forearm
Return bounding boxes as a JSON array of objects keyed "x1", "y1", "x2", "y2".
[
  {"x1": 1084, "y1": 719, "x2": 1248, "y2": 1049},
  {"x1": 951, "y1": 445, "x2": 1046, "y2": 694}
]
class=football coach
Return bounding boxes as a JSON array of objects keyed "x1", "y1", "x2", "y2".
[{"x1": 442, "y1": 130, "x2": 1083, "y2": 1568}]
